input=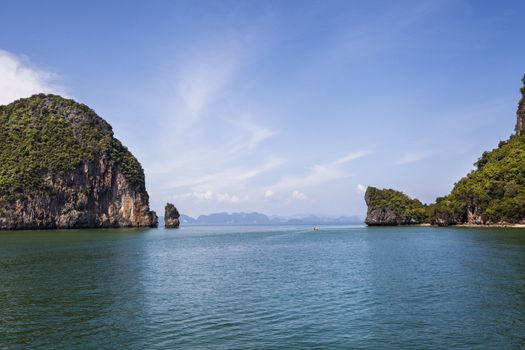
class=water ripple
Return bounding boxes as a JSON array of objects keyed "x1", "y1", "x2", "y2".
[{"x1": 1, "y1": 226, "x2": 525, "y2": 349}]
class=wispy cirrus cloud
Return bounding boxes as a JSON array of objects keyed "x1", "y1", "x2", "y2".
[
  {"x1": 163, "y1": 158, "x2": 283, "y2": 191},
  {"x1": 265, "y1": 151, "x2": 370, "y2": 195},
  {"x1": 174, "y1": 50, "x2": 240, "y2": 121},
  {"x1": 396, "y1": 151, "x2": 430, "y2": 165},
  {"x1": 227, "y1": 118, "x2": 280, "y2": 150},
  {"x1": 140, "y1": 27, "x2": 290, "y2": 215},
  {"x1": 0, "y1": 49, "x2": 66, "y2": 105}
]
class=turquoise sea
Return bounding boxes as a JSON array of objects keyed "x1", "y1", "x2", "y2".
[{"x1": 1, "y1": 225, "x2": 525, "y2": 349}]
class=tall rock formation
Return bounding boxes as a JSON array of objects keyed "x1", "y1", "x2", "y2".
[
  {"x1": 164, "y1": 203, "x2": 180, "y2": 228},
  {"x1": 0, "y1": 94, "x2": 158, "y2": 229},
  {"x1": 515, "y1": 75, "x2": 525, "y2": 136}
]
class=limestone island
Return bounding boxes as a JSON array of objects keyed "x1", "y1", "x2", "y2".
[
  {"x1": 365, "y1": 75, "x2": 525, "y2": 227},
  {"x1": 164, "y1": 203, "x2": 180, "y2": 228},
  {"x1": 0, "y1": 94, "x2": 158, "y2": 230}
]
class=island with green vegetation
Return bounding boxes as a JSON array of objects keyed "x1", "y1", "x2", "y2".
[
  {"x1": 365, "y1": 75, "x2": 525, "y2": 226},
  {"x1": 0, "y1": 94, "x2": 157, "y2": 229}
]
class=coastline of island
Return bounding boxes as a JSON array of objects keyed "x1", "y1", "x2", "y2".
[{"x1": 364, "y1": 75, "x2": 525, "y2": 228}]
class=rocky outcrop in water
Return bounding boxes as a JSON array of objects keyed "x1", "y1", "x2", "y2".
[
  {"x1": 0, "y1": 94, "x2": 157, "y2": 229},
  {"x1": 365, "y1": 75, "x2": 525, "y2": 226},
  {"x1": 364, "y1": 187, "x2": 428, "y2": 226},
  {"x1": 164, "y1": 203, "x2": 180, "y2": 228}
]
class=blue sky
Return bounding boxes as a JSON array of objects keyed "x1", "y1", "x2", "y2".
[{"x1": 1, "y1": 0, "x2": 524, "y2": 217}]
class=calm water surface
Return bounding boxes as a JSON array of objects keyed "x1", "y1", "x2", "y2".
[{"x1": 1, "y1": 225, "x2": 525, "y2": 349}]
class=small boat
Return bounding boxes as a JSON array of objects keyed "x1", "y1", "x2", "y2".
[{"x1": 313, "y1": 226, "x2": 320, "y2": 231}]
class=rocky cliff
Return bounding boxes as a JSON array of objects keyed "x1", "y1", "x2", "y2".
[
  {"x1": 364, "y1": 187, "x2": 428, "y2": 226},
  {"x1": 164, "y1": 203, "x2": 180, "y2": 228},
  {"x1": 0, "y1": 94, "x2": 157, "y2": 229},
  {"x1": 365, "y1": 75, "x2": 525, "y2": 226},
  {"x1": 514, "y1": 75, "x2": 525, "y2": 136}
]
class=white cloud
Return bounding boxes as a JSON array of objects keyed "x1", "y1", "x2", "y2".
[
  {"x1": 266, "y1": 151, "x2": 370, "y2": 194},
  {"x1": 397, "y1": 151, "x2": 428, "y2": 165},
  {"x1": 292, "y1": 190, "x2": 307, "y2": 200},
  {"x1": 217, "y1": 193, "x2": 240, "y2": 203},
  {"x1": 174, "y1": 190, "x2": 241, "y2": 203},
  {"x1": 230, "y1": 118, "x2": 279, "y2": 150},
  {"x1": 333, "y1": 151, "x2": 370, "y2": 165},
  {"x1": 177, "y1": 190, "x2": 214, "y2": 201},
  {"x1": 160, "y1": 158, "x2": 283, "y2": 191},
  {"x1": 176, "y1": 51, "x2": 237, "y2": 120},
  {"x1": 0, "y1": 50, "x2": 65, "y2": 105},
  {"x1": 356, "y1": 184, "x2": 366, "y2": 194},
  {"x1": 264, "y1": 189, "x2": 274, "y2": 198},
  {"x1": 144, "y1": 38, "x2": 281, "y2": 213}
]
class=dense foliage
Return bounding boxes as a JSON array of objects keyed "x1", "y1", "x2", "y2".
[
  {"x1": 368, "y1": 135, "x2": 525, "y2": 225},
  {"x1": 366, "y1": 186, "x2": 431, "y2": 222},
  {"x1": 433, "y1": 135, "x2": 525, "y2": 223},
  {"x1": 0, "y1": 94, "x2": 145, "y2": 200},
  {"x1": 367, "y1": 77, "x2": 525, "y2": 225}
]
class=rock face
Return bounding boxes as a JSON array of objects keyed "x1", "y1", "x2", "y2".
[
  {"x1": 515, "y1": 74, "x2": 525, "y2": 136},
  {"x1": 365, "y1": 208, "x2": 418, "y2": 226},
  {"x1": 0, "y1": 94, "x2": 157, "y2": 229},
  {"x1": 164, "y1": 203, "x2": 180, "y2": 228},
  {"x1": 364, "y1": 187, "x2": 427, "y2": 226},
  {"x1": 365, "y1": 75, "x2": 525, "y2": 226}
]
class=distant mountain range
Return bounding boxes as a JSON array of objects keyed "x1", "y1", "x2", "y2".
[{"x1": 160, "y1": 212, "x2": 363, "y2": 226}]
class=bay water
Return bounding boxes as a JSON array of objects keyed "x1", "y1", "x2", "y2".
[{"x1": 1, "y1": 225, "x2": 524, "y2": 349}]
